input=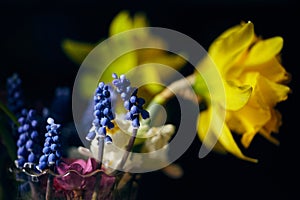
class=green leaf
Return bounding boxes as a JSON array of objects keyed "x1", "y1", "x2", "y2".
[{"x1": 0, "y1": 118, "x2": 17, "y2": 161}]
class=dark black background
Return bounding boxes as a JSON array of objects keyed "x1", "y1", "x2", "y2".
[{"x1": 0, "y1": 0, "x2": 298, "y2": 199}]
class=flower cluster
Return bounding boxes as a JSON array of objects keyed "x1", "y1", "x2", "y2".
[
  {"x1": 0, "y1": 10, "x2": 292, "y2": 200},
  {"x1": 37, "y1": 118, "x2": 62, "y2": 171},
  {"x1": 195, "y1": 21, "x2": 291, "y2": 162},
  {"x1": 86, "y1": 82, "x2": 114, "y2": 143},
  {"x1": 112, "y1": 73, "x2": 150, "y2": 127},
  {"x1": 15, "y1": 109, "x2": 41, "y2": 169}
]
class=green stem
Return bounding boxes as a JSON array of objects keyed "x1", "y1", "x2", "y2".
[
  {"x1": 144, "y1": 73, "x2": 196, "y2": 126},
  {"x1": 0, "y1": 101, "x2": 19, "y2": 126},
  {"x1": 118, "y1": 128, "x2": 138, "y2": 171},
  {"x1": 0, "y1": 121, "x2": 17, "y2": 161}
]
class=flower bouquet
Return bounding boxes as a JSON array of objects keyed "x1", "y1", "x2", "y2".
[{"x1": 0, "y1": 9, "x2": 291, "y2": 200}]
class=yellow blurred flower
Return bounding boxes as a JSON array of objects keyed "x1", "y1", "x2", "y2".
[
  {"x1": 62, "y1": 10, "x2": 186, "y2": 101},
  {"x1": 196, "y1": 21, "x2": 291, "y2": 162}
]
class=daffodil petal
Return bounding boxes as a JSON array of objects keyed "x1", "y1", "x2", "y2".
[
  {"x1": 244, "y1": 36, "x2": 283, "y2": 66},
  {"x1": 102, "y1": 51, "x2": 138, "y2": 82},
  {"x1": 209, "y1": 21, "x2": 255, "y2": 69},
  {"x1": 223, "y1": 81, "x2": 252, "y2": 111},
  {"x1": 259, "y1": 108, "x2": 281, "y2": 145},
  {"x1": 109, "y1": 10, "x2": 133, "y2": 36},
  {"x1": 242, "y1": 72, "x2": 290, "y2": 107},
  {"x1": 133, "y1": 12, "x2": 149, "y2": 28},
  {"x1": 256, "y1": 74, "x2": 290, "y2": 106},
  {"x1": 219, "y1": 122, "x2": 257, "y2": 162},
  {"x1": 197, "y1": 110, "x2": 227, "y2": 154},
  {"x1": 198, "y1": 107, "x2": 257, "y2": 162},
  {"x1": 244, "y1": 57, "x2": 290, "y2": 83},
  {"x1": 61, "y1": 39, "x2": 95, "y2": 65},
  {"x1": 138, "y1": 49, "x2": 186, "y2": 71},
  {"x1": 227, "y1": 105, "x2": 271, "y2": 148},
  {"x1": 214, "y1": 21, "x2": 248, "y2": 40}
]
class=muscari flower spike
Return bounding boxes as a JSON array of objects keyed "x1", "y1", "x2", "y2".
[
  {"x1": 85, "y1": 82, "x2": 114, "y2": 143},
  {"x1": 6, "y1": 73, "x2": 25, "y2": 116},
  {"x1": 15, "y1": 109, "x2": 42, "y2": 169},
  {"x1": 112, "y1": 73, "x2": 150, "y2": 128},
  {"x1": 37, "y1": 117, "x2": 62, "y2": 171}
]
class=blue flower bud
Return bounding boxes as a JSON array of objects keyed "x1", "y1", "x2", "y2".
[
  {"x1": 37, "y1": 162, "x2": 47, "y2": 171},
  {"x1": 98, "y1": 127, "x2": 106, "y2": 136},
  {"x1": 22, "y1": 124, "x2": 30, "y2": 132},
  {"x1": 18, "y1": 117, "x2": 25, "y2": 124},
  {"x1": 103, "y1": 90, "x2": 110, "y2": 97},
  {"x1": 86, "y1": 131, "x2": 96, "y2": 141},
  {"x1": 107, "y1": 121, "x2": 114, "y2": 129},
  {"x1": 17, "y1": 139, "x2": 23, "y2": 147},
  {"x1": 124, "y1": 100, "x2": 130, "y2": 110},
  {"x1": 137, "y1": 98, "x2": 145, "y2": 106},
  {"x1": 105, "y1": 135, "x2": 113, "y2": 144},
  {"x1": 42, "y1": 146, "x2": 51, "y2": 154},
  {"x1": 112, "y1": 79, "x2": 120, "y2": 86},
  {"x1": 16, "y1": 157, "x2": 26, "y2": 168},
  {"x1": 45, "y1": 136, "x2": 52, "y2": 142},
  {"x1": 28, "y1": 152, "x2": 36, "y2": 163},
  {"x1": 30, "y1": 131, "x2": 39, "y2": 140},
  {"x1": 94, "y1": 110, "x2": 101, "y2": 117},
  {"x1": 19, "y1": 133, "x2": 27, "y2": 143},
  {"x1": 17, "y1": 126, "x2": 23, "y2": 133},
  {"x1": 52, "y1": 135, "x2": 59, "y2": 142},
  {"x1": 132, "y1": 117, "x2": 140, "y2": 128},
  {"x1": 39, "y1": 155, "x2": 48, "y2": 163},
  {"x1": 28, "y1": 109, "x2": 36, "y2": 118},
  {"x1": 112, "y1": 73, "x2": 118, "y2": 79},
  {"x1": 44, "y1": 141, "x2": 51, "y2": 147},
  {"x1": 17, "y1": 146, "x2": 27, "y2": 158},
  {"x1": 125, "y1": 112, "x2": 133, "y2": 120},
  {"x1": 50, "y1": 143, "x2": 58, "y2": 151},
  {"x1": 48, "y1": 153, "x2": 56, "y2": 165},
  {"x1": 47, "y1": 117, "x2": 54, "y2": 125},
  {"x1": 92, "y1": 119, "x2": 100, "y2": 126},
  {"x1": 103, "y1": 107, "x2": 109, "y2": 115},
  {"x1": 141, "y1": 109, "x2": 150, "y2": 119},
  {"x1": 101, "y1": 117, "x2": 109, "y2": 126},
  {"x1": 130, "y1": 96, "x2": 137, "y2": 104},
  {"x1": 130, "y1": 105, "x2": 138, "y2": 115},
  {"x1": 98, "y1": 82, "x2": 105, "y2": 89},
  {"x1": 31, "y1": 120, "x2": 38, "y2": 128},
  {"x1": 25, "y1": 140, "x2": 34, "y2": 151}
]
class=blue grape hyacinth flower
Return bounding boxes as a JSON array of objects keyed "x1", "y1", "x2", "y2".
[
  {"x1": 37, "y1": 117, "x2": 62, "y2": 171},
  {"x1": 85, "y1": 82, "x2": 114, "y2": 143},
  {"x1": 112, "y1": 73, "x2": 150, "y2": 128},
  {"x1": 15, "y1": 109, "x2": 42, "y2": 169}
]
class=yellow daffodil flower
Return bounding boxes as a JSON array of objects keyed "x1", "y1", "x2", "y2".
[
  {"x1": 196, "y1": 21, "x2": 291, "y2": 162},
  {"x1": 62, "y1": 10, "x2": 186, "y2": 101}
]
